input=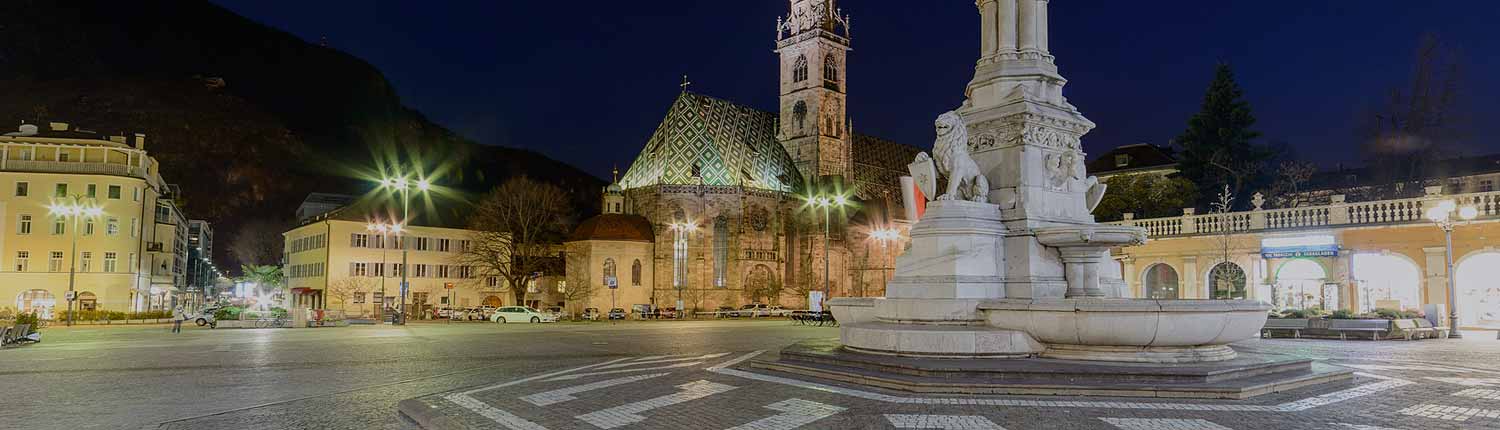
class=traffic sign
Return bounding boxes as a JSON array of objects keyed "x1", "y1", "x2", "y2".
[
  {"x1": 607, "y1": 276, "x2": 618, "y2": 289},
  {"x1": 64, "y1": 291, "x2": 76, "y2": 301}
]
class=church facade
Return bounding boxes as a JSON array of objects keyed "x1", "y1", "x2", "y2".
[{"x1": 564, "y1": 0, "x2": 921, "y2": 314}]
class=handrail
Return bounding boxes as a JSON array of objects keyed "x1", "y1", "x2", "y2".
[{"x1": 1108, "y1": 190, "x2": 1500, "y2": 237}]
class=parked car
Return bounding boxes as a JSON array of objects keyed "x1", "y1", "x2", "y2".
[
  {"x1": 583, "y1": 308, "x2": 602, "y2": 321},
  {"x1": 715, "y1": 306, "x2": 735, "y2": 318},
  {"x1": 657, "y1": 307, "x2": 679, "y2": 319},
  {"x1": 544, "y1": 306, "x2": 568, "y2": 320},
  {"x1": 607, "y1": 308, "x2": 627, "y2": 320},
  {"x1": 766, "y1": 305, "x2": 790, "y2": 317},
  {"x1": 732, "y1": 303, "x2": 770, "y2": 317},
  {"x1": 434, "y1": 307, "x2": 454, "y2": 319},
  {"x1": 194, "y1": 305, "x2": 221, "y2": 327},
  {"x1": 490, "y1": 306, "x2": 557, "y2": 324}
]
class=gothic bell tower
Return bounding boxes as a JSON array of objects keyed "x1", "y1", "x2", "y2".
[{"x1": 776, "y1": 0, "x2": 851, "y2": 185}]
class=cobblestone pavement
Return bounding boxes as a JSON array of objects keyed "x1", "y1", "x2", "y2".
[
  {"x1": 400, "y1": 330, "x2": 1500, "y2": 430},
  {"x1": 9, "y1": 322, "x2": 1500, "y2": 429}
]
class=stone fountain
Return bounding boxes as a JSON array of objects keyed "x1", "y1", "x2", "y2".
[{"x1": 755, "y1": 0, "x2": 1351, "y2": 398}]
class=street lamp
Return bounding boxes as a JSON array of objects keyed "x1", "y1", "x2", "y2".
[
  {"x1": 868, "y1": 227, "x2": 901, "y2": 296},
  {"x1": 807, "y1": 193, "x2": 850, "y2": 308},
  {"x1": 367, "y1": 221, "x2": 401, "y2": 321},
  {"x1": 1426, "y1": 199, "x2": 1477, "y2": 338},
  {"x1": 48, "y1": 196, "x2": 103, "y2": 327},
  {"x1": 377, "y1": 174, "x2": 432, "y2": 325}
]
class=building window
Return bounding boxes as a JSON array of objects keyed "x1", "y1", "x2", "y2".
[
  {"x1": 713, "y1": 216, "x2": 729, "y2": 288},
  {"x1": 48, "y1": 251, "x2": 63, "y2": 272},
  {"x1": 673, "y1": 225, "x2": 689, "y2": 289},
  {"x1": 632, "y1": 259, "x2": 642, "y2": 286},
  {"x1": 487, "y1": 277, "x2": 500, "y2": 288},
  {"x1": 80, "y1": 252, "x2": 92, "y2": 272},
  {"x1": 414, "y1": 264, "x2": 429, "y2": 278},
  {"x1": 59, "y1": 152, "x2": 69, "y2": 162},
  {"x1": 18, "y1": 148, "x2": 32, "y2": 160},
  {"x1": 104, "y1": 252, "x2": 117, "y2": 272},
  {"x1": 130, "y1": 218, "x2": 138, "y2": 238},
  {"x1": 132, "y1": 187, "x2": 140, "y2": 202},
  {"x1": 52, "y1": 218, "x2": 65, "y2": 235},
  {"x1": 353, "y1": 292, "x2": 366, "y2": 304},
  {"x1": 1115, "y1": 154, "x2": 1131, "y2": 167},
  {"x1": 351, "y1": 262, "x2": 369, "y2": 277},
  {"x1": 15, "y1": 182, "x2": 27, "y2": 197},
  {"x1": 15, "y1": 251, "x2": 29, "y2": 272},
  {"x1": 792, "y1": 55, "x2": 808, "y2": 83},
  {"x1": 86, "y1": 184, "x2": 97, "y2": 198},
  {"x1": 823, "y1": 53, "x2": 839, "y2": 83},
  {"x1": 436, "y1": 238, "x2": 451, "y2": 252},
  {"x1": 414, "y1": 237, "x2": 431, "y2": 251},
  {"x1": 55, "y1": 183, "x2": 67, "y2": 197},
  {"x1": 437, "y1": 265, "x2": 451, "y2": 278},
  {"x1": 106, "y1": 217, "x2": 118, "y2": 236},
  {"x1": 392, "y1": 263, "x2": 404, "y2": 277},
  {"x1": 351, "y1": 233, "x2": 369, "y2": 248},
  {"x1": 84, "y1": 219, "x2": 94, "y2": 236},
  {"x1": 1481, "y1": 180, "x2": 1495, "y2": 192},
  {"x1": 793, "y1": 100, "x2": 808, "y2": 130},
  {"x1": 18, "y1": 214, "x2": 31, "y2": 235},
  {"x1": 107, "y1": 185, "x2": 121, "y2": 199}
]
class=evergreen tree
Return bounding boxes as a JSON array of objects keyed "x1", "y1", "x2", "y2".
[{"x1": 1175, "y1": 64, "x2": 1273, "y2": 208}]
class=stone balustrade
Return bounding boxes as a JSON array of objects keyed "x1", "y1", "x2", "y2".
[{"x1": 1109, "y1": 190, "x2": 1500, "y2": 237}]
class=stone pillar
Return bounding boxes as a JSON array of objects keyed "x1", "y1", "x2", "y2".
[
  {"x1": 1035, "y1": 0, "x2": 1049, "y2": 54},
  {"x1": 1182, "y1": 256, "x2": 1199, "y2": 299},
  {"x1": 977, "y1": 0, "x2": 998, "y2": 59},
  {"x1": 1017, "y1": 0, "x2": 1038, "y2": 52},
  {"x1": 1422, "y1": 246, "x2": 1450, "y2": 315},
  {"x1": 997, "y1": 0, "x2": 1017, "y2": 54},
  {"x1": 1121, "y1": 257, "x2": 1138, "y2": 298},
  {"x1": 1328, "y1": 194, "x2": 1350, "y2": 225}
]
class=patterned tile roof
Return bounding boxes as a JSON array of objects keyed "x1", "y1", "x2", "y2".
[{"x1": 619, "y1": 92, "x2": 923, "y2": 199}]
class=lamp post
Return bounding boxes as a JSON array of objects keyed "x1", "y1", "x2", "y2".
[
  {"x1": 366, "y1": 222, "x2": 400, "y2": 321},
  {"x1": 378, "y1": 176, "x2": 431, "y2": 325},
  {"x1": 810, "y1": 194, "x2": 848, "y2": 307},
  {"x1": 48, "y1": 197, "x2": 102, "y2": 327},
  {"x1": 1426, "y1": 199, "x2": 1478, "y2": 339},
  {"x1": 870, "y1": 227, "x2": 900, "y2": 296}
]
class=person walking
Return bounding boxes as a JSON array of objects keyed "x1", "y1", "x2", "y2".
[{"x1": 171, "y1": 305, "x2": 185, "y2": 334}]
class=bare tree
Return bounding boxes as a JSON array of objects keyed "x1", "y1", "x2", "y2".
[
  {"x1": 1206, "y1": 185, "x2": 1251, "y2": 300},
  {"x1": 1269, "y1": 160, "x2": 1318, "y2": 208},
  {"x1": 457, "y1": 177, "x2": 573, "y2": 307},
  {"x1": 327, "y1": 277, "x2": 372, "y2": 312},
  {"x1": 1357, "y1": 33, "x2": 1466, "y2": 184},
  {"x1": 229, "y1": 219, "x2": 287, "y2": 267}
]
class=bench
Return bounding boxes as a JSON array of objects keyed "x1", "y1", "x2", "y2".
[
  {"x1": 1329, "y1": 319, "x2": 1392, "y2": 340},
  {"x1": 1261, "y1": 319, "x2": 1309, "y2": 339},
  {"x1": 1391, "y1": 319, "x2": 1432, "y2": 340},
  {"x1": 1416, "y1": 318, "x2": 1451, "y2": 339}
]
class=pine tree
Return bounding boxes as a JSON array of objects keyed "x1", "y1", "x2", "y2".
[{"x1": 1175, "y1": 63, "x2": 1272, "y2": 208}]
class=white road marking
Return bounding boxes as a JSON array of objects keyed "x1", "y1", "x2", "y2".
[
  {"x1": 725, "y1": 399, "x2": 845, "y2": 430},
  {"x1": 710, "y1": 365, "x2": 1411, "y2": 413},
  {"x1": 443, "y1": 357, "x2": 632, "y2": 430},
  {"x1": 1339, "y1": 364, "x2": 1471, "y2": 373},
  {"x1": 545, "y1": 361, "x2": 706, "y2": 381},
  {"x1": 1398, "y1": 403, "x2": 1500, "y2": 421},
  {"x1": 708, "y1": 350, "x2": 766, "y2": 370},
  {"x1": 1425, "y1": 377, "x2": 1500, "y2": 387},
  {"x1": 596, "y1": 352, "x2": 731, "y2": 369},
  {"x1": 1453, "y1": 388, "x2": 1500, "y2": 400},
  {"x1": 1100, "y1": 418, "x2": 1232, "y2": 430},
  {"x1": 1334, "y1": 425, "x2": 1405, "y2": 430},
  {"x1": 520, "y1": 373, "x2": 671, "y2": 406},
  {"x1": 886, "y1": 414, "x2": 1005, "y2": 429},
  {"x1": 574, "y1": 380, "x2": 738, "y2": 429}
]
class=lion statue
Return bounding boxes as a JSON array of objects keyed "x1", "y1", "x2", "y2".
[{"x1": 933, "y1": 111, "x2": 989, "y2": 202}]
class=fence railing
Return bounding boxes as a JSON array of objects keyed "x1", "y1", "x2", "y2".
[{"x1": 1108, "y1": 188, "x2": 1500, "y2": 237}]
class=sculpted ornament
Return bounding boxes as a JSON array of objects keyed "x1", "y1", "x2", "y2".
[{"x1": 932, "y1": 111, "x2": 989, "y2": 202}]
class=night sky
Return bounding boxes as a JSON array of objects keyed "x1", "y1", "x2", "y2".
[{"x1": 213, "y1": 1, "x2": 1500, "y2": 179}]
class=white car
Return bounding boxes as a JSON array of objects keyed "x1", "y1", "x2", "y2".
[{"x1": 490, "y1": 306, "x2": 557, "y2": 324}]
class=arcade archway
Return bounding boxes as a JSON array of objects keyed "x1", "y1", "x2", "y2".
[
  {"x1": 1456, "y1": 251, "x2": 1500, "y2": 328},
  {"x1": 1143, "y1": 263, "x2": 1180, "y2": 299},
  {"x1": 1351, "y1": 253, "x2": 1422, "y2": 313},
  {"x1": 1275, "y1": 259, "x2": 1329, "y2": 310}
]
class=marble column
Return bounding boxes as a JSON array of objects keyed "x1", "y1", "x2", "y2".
[
  {"x1": 1017, "y1": 0, "x2": 1037, "y2": 52},
  {"x1": 978, "y1": 0, "x2": 998, "y2": 59},
  {"x1": 997, "y1": 0, "x2": 1017, "y2": 53},
  {"x1": 1036, "y1": 0, "x2": 1050, "y2": 54},
  {"x1": 1182, "y1": 256, "x2": 1199, "y2": 299}
]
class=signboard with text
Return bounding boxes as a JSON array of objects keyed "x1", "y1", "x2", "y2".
[{"x1": 1261, "y1": 235, "x2": 1339, "y2": 259}]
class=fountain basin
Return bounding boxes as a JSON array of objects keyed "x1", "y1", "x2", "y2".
[{"x1": 981, "y1": 298, "x2": 1270, "y2": 363}]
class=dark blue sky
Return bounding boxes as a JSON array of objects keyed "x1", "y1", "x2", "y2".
[{"x1": 214, "y1": 1, "x2": 1500, "y2": 178}]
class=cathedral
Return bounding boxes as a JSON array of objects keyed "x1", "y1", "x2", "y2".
[{"x1": 564, "y1": 0, "x2": 922, "y2": 313}]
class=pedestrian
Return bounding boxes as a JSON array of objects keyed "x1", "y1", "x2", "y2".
[{"x1": 172, "y1": 305, "x2": 185, "y2": 334}]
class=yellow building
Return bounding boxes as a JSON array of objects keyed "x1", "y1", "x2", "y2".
[
  {"x1": 1110, "y1": 187, "x2": 1500, "y2": 328},
  {"x1": 282, "y1": 208, "x2": 501, "y2": 318},
  {"x1": 0, "y1": 122, "x2": 186, "y2": 318}
]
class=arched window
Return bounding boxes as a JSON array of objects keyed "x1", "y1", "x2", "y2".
[
  {"x1": 823, "y1": 53, "x2": 839, "y2": 82},
  {"x1": 713, "y1": 216, "x2": 729, "y2": 288},
  {"x1": 1208, "y1": 262, "x2": 1247, "y2": 299},
  {"x1": 792, "y1": 55, "x2": 809, "y2": 83},
  {"x1": 792, "y1": 101, "x2": 808, "y2": 130},
  {"x1": 78, "y1": 292, "x2": 97, "y2": 311},
  {"x1": 603, "y1": 258, "x2": 617, "y2": 287},
  {"x1": 631, "y1": 259, "x2": 642, "y2": 286},
  {"x1": 1143, "y1": 264, "x2": 1179, "y2": 299}
]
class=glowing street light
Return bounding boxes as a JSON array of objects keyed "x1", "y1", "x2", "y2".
[
  {"x1": 867, "y1": 227, "x2": 902, "y2": 297},
  {"x1": 367, "y1": 220, "x2": 402, "y2": 320},
  {"x1": 1426, "y1": 199, "x2": 1478, "y2": 338},
  {"x1": 376, "y1": 173, "x2": 433, "y2": 325},
  {"x1": 48, "y1": 196, "x2": 104, "y2": 327},
  {"x1": 804, "y1": 191, "x2": 851, "y2": 307}
]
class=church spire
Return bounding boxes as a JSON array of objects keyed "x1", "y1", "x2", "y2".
[{"x1": 776, "y1": 0, "x2": 852, "y2": 184}]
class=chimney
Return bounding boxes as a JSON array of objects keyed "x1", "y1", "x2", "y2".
[
  {"x1": 134, "y1": 133, "x2": 146, "y2": 150},
  {"x1": 49, "y1": 122, "x2": 69, "y2": 132}
]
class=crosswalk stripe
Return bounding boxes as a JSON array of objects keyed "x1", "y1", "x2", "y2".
[
  {"x1": 597, "y1": 353, "x2": 730, "y2": 369},
  {"x1": 724, "y1": 399, "x2": 844, "y2": 430},
  {"x1": 546, "y1": 361, "x2": 705, "y2": 381},
  {"x1": 887, "y1": 414, "x2": 1005, "y2": 429},
  {"x1": 575, "y1": 380, "x2": 738, "y2": 429},
  {"x1": 520, "y1": 373, "x2": 671, "y2": 406}
]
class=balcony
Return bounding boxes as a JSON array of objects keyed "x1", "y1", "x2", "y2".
[
  {"x1": 1108, "y1": 189, "x2": 1500, "y2": 238},
  {"x1": 4, "y1": 159, "x2": 147, "y2": 179}
]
